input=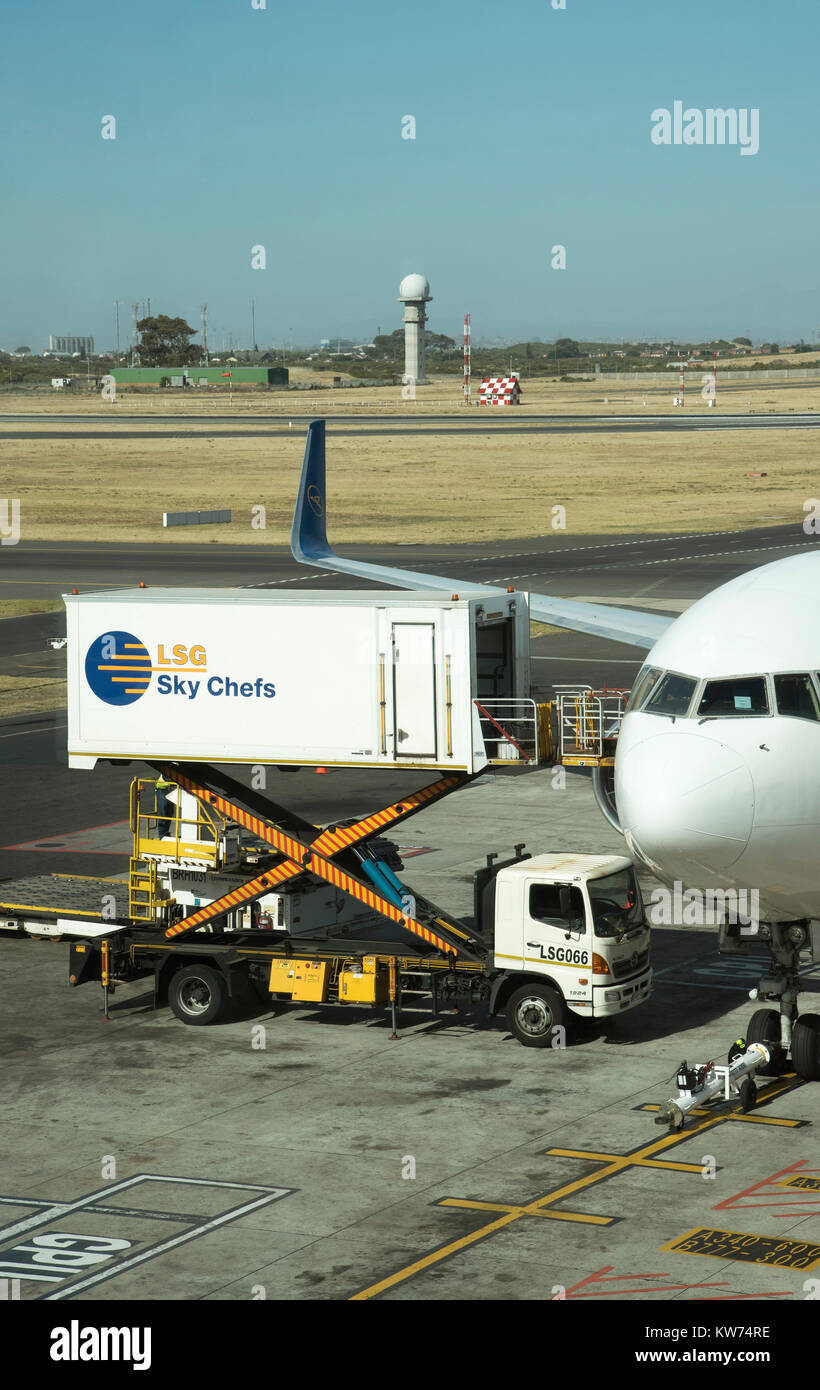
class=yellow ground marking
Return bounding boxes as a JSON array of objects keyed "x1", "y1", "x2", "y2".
[
  {"x1": 661, "y1": 1226, "x2": 820, "y2": 1271},
  {"x1": 637, "y1": 1096, "x2": 805, "y2": 1128},
  {"x1": 547, "y1": 1147, "x2": 704, "y2": 1174},
  {"x1": 437, "y1": 1199, "x2": 614, "y2": 1225},
  {"x1": 350, "y1": 1074, "x2": 807, "y2": 1301}
]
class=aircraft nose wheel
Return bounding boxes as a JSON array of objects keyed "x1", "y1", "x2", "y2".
[
  {"x1": 745, "y1": 1008, "x2": 788, "y2": 1075},
  {"x1": 791, "y1": 1014, "x2": 820, "y2": 1080}
]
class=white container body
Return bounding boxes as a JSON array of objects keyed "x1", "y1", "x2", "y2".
[{"x1": 66, "y1": 588, "x2": 529, "y2": 772}]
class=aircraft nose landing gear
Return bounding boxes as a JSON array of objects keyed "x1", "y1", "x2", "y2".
[{"x1": 747, "y1": 921, "x2": 820, "y2": 1081}]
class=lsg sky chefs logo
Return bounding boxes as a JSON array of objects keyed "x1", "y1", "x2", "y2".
[
  {"x1": 651, "y1": 102, "x2": 759, "y2": 156},
  {"x1": 85, "y1": 631, "x2": 276, "y2": 705}
]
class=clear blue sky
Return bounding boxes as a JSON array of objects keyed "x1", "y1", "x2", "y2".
[{"x1": 2, "y1": 0, "x2": 818, "y2": 350}]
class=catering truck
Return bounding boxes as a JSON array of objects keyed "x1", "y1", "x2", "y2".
[
  {"x1": 0, "y1": 770, "x2": 651, "y2": 1046},
  {"x1": 0, "y1": 584, "x2": 651, "y2": 1044}
]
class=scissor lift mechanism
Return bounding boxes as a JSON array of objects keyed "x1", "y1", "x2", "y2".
[{"x1": 138, "y1": 762, "x2": 486, "y2": 963}]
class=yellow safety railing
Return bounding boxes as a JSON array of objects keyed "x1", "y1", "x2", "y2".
[
  {"x1": 555, "y1": 686, "x2": 627, "y2": 766},
  {"x1": 130, "y1": 777, "x2": 224, "y2": 866}
]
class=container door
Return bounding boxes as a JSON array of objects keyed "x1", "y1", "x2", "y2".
[
  {"x1": 392, "y1": 623, "x2": 437, "y2": 758},
  {"x1": 476, "y1": 619, "x2": 513, "y2": 698}
]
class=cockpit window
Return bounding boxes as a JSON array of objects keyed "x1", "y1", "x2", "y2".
[
  {"x1": 774, "y1": 673, "x2": 820, "y2": 722},
  {"x1": 643, "y1": 671, "x2": 697, "y2": 718},
  {"x1": 625, "y1": 665, "x2": 662, "y2": 712},
  {"x1": 697, "y1": 676, "x2": 769, "y2": 718}
]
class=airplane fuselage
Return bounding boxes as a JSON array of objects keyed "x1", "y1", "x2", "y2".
[{"x1": 614, "y1": 550, "x2": 820, "y2": 922}]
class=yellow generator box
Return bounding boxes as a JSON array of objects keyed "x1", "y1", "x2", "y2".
[
  {"x1": 339, "y1": 956, "x2": 389, "y2": 1005},
  {"x1": 268, "y1": 957, "x2": 330, "y2": 1002}
]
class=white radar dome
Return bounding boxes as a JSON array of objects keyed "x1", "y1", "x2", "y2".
[{"x1": 398, "y1": 273, "x2": 431, "y2": 301}]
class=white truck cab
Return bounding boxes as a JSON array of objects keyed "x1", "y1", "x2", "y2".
[{"x1": 482, "y1": 851, "x2": 653, "y2": 1045}]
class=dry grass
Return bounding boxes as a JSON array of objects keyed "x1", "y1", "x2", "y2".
[
  {"x1": 0, "y1": 425, "x2": 813, "y2": 545},
  {"x1": 0, "y1": 674, "x2": 64, "y2": 717},
  {"x1": 0, "y1": 599, "x2": 64, "y2": 620},
  {"x1": 5, "y1": 373, "x2": 820, "y2": 419}
]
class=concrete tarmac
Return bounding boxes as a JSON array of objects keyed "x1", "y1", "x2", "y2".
[{"x1": 1, "y1": 766, "x2": 817, "y2": 1304}]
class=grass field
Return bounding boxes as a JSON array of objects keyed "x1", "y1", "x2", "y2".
[
  {"x1": 1, "y1": 419, "x2": 813, "y2": 544},
  {"x1": 0, "y1": 674, "x2": 64, "y2": 717},
  {"x1": 0, "y1": 599, "x2": 63, "y2": 619},
  {"x1": 4, "y1": 373, "x2": 820, "y2": 418}
]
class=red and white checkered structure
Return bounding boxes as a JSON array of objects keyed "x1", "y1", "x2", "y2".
[{"x1": 478, "y1": 375, "x2": 521, "y2": 406}]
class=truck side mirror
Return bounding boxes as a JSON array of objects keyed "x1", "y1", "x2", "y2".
[{"x1": 559, "y1": 886, "x2": 571, "y2": 917}]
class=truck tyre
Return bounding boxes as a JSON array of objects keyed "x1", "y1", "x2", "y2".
[
  {"x1": 506, "y1": 983, "x2": 565, "y2": 1048},
  {"x1": 168, "y1": 964, "x2": 227, "y2": 1026},
  {"x1": 745, "y1": 1008, "x2": 787, "y2": 1075},
  {"x1": 791, "y1": 1014, "x2": 820, "y2": 1081}
]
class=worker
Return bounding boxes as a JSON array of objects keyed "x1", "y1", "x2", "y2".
[{"x1": 155, "y1": 776, "x2": 176, "y2": 838}]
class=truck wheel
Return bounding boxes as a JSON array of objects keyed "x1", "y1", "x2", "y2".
[
  {"x1": 169, "y1": 964, "x2": 227, "y2": 1026},
  {"x1": 791, "y1": 1014, "x2": 820, "y2": 1081},
  {"x1": 745, "y1": 1008, "x2": 787, "y2": 1075},
  {"x1": 506, "y1": 983, "x2": 565, "y2": 1048}
]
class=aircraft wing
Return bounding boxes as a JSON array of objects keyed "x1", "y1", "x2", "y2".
[{"x1": 290, "y1": 420, "x2": 673, "y2": 651}]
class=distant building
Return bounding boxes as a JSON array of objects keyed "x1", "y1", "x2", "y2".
[
  {"x1": 110, "y1": 365, "x2": 289, "y2": 388},
  {"x1": 49, "y1": 335, "x2": 94, "y2": 354}
]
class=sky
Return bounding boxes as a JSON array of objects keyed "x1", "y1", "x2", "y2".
[{"x1": 2, "y1": 0, "x2": 819, "y2": 351}]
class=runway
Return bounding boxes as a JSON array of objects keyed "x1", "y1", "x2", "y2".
[
  {"x1": 4, "y1": 412, "x2": 820, "y2": 438},
  {"x1": 1, "y1": 521, "x2": 816, "y2": 604}
]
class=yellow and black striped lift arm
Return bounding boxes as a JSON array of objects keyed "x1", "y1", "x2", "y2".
[{"x1": 158, "y1": 766, "x2": 479, "y2": 957}]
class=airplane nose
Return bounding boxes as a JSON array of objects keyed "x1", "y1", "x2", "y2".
[{"x1": 615, "y1": 732, "x2": 754, "y2": 877}]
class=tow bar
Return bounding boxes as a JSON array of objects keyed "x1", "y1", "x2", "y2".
[{"x1": 655, "y1": 1040, "x2": 771, "y2": 1130}]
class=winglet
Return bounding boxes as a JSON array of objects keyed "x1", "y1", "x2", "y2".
[{"x1": 290, "y1": 419, "x2": 330, "y2": 562}]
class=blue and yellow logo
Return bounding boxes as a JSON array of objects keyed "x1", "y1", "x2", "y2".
[{"x1": 85, "y1": 631, "x2": 152, "y2": 706}]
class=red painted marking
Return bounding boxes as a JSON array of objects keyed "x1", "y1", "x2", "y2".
[
  {"x1": 3, "y1": 818, "x2": 131, "y2": 853},
  {"x1": 557, "y1": 1267, "x2": 729, "y2": 1300},
  {"x1": 713, "y1": 1160, "x2": 820, "y2": 1213},
  {"x1": 558, "y1": 1266, "x2": 789, "y2": 1301},
  {"x1": 691, "y1": 1292, "x2": 792, "y2": 1300}
]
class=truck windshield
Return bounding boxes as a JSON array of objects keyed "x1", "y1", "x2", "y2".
[{"x1": 587, "y1": 869, "x2": 644, "y2": 938}]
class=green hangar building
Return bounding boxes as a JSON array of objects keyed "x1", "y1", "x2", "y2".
[{"x1": 110, "y1": 366, "x2": 289, "y2": 387}]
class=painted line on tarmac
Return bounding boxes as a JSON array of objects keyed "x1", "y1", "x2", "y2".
[
  {"x1": 0, "y1": 721, "x2": 66, "y2": 740},
  {"x1": 349, "y1": 1074, "x2": 807, "y2": 1300}
]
